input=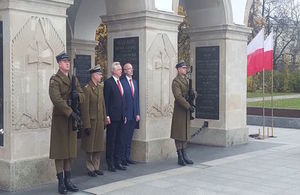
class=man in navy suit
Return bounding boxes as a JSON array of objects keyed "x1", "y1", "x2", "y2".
[
  {"x1": 104, "y1": 62, "x2": 127, "y2": 171},
  {"x1": 120, "y1": 63, "x2": 140, "y2": 165}
]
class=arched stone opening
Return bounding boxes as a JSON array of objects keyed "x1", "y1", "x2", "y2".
[
  {"x1": 179, "y1": 0, "x2": 253, "y2": 146},
  {"x1": 66, "y1": 0, "x2": 107, "y2": 86}
]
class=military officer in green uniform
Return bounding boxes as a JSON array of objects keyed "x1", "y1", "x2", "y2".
[
  {"x1": 171, "y1": 60, "x2": 194, "y2": 166},
  {"x1": 49, "y1": 52, "x2": 84, "y2": 194},
  {"x1": 81, "y1": 65, "x2": 107, "y2": 177}
]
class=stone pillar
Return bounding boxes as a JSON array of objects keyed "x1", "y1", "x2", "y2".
[
  {"x1": 0, "y1": 0, "x2": 73, "y2": 191},
  {"x1": 189, "y1": 25, "x2": 251, "y2": 147},
  {"x1": 102, "y1": 5, "x2": 183, "y2": 162}
]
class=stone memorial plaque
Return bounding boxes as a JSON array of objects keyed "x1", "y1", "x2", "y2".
[
  {"x1": 195, "y1": 46, "x2": 219, "y2": 120},
  {"x1": 0, "y1": 21, "x2": 3, "y2": 146},
  {"x1": 113, "y1": 37, "x2": 139, "y2": 82},
  {"x1": 74, "y1": 55, "x2": 91, "y2": 87}
]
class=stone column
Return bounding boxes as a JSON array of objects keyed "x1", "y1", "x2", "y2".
[
  {"x1": 0, "y1": 0, "x2": 72, "y2": 191},
  {"x1": 189, "y1": 25, "x2": 251, "y2": 146},
  {"x1": 102, "y1": 8, "x2": 182, "y2": 162}
]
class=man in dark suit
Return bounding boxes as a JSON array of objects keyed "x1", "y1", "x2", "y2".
[
  {"x1": 104, "y1": 62, "x2": 127, "y2": 171},
  {"x1": 120, "y1": 63, "x2": 140, "y2": 166}
]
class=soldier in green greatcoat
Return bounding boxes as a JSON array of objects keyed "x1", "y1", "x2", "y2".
[
  {"x1": 49, "y1": 52, "x2": 84, "y2": 194},
  {"x1": 171, "y1": 60, "x2": 194, "y2": 166},
  {"x1": 81, "y1": 65, "x2": 107, "y2": 177}
]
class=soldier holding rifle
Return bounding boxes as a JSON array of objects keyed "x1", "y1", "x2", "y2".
[
  {"x1": 171, "y1": 60, "x2": 195, "y2": 166},
  {"x1": 49, "y1": 52, "x2": 84, "y2": 194}
]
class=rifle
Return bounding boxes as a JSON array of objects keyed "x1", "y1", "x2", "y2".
[
  {"x1": 190, "y1": 121, "x2": 208, "y2": 139},
  {"x1": 186, "y1": 66, "x2": 196, "y2": 120},
  {"x1": 68, "y1": 64, "x2": 82, "y2": 132}
]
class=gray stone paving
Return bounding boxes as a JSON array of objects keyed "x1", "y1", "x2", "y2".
[{"x1": 1, "y1": 125, "x2": 300, "y2": 195}]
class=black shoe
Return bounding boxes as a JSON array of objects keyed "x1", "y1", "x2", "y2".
[
  {"x1": 108, "y1": 165, "x2": 116, "y2": 172},
  {"x1": 115, "y1": 163, "x2": 127, "y2": 170},
  {"x1": 56, "y1": 172, "x2": 67, "y2": 194},
  {"x1": 181, "y1": 149, "x2": 194, "y2": 164},
  {"x1": 94, "y1": 170, "x2": 104, "y2": 175},
  {"x1": 177, "y1": 150, "x2": 186, "y2": 166},
  {"x1": 87, "y1": 171, "x2": 97, "y2": 177},
  {"x1": 121, "y1": 161, "x2": 129, "y2": 166},
  {"x1": 126, "y1": 159, "x2": 136, "y2": 164},
  {"x1": 64, "y1": 171, "x2": 79, "y2": 192}
]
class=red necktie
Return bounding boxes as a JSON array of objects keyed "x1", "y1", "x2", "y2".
[
  {"x1": 117, "y1": 80, "x2": 123, "y2": 96},
  {"x1": 129, "y1": 79, "x2": 134, "y2": 97}
]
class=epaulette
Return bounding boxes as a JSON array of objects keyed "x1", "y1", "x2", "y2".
[{"x1": 49, "y1": 74, "x2": 57, "y2": 84}]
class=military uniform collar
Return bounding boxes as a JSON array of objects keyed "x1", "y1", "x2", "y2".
[
  {"x1": 88, "y1": 80, "x2": 99, "y2": 92},
  {"x1": 57, "y1": 70, "x2": 70, "y2": 85},
  {"x1": 177, "y1": 74, "x2": 187, "y2": 81}
]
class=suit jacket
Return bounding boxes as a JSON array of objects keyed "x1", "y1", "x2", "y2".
[
  {"x1": 104, "y1": 76, "x2": 126, "y2": 121},
  {"x1": 121, "y1": 77, "x2": 140, "y2": 121}
]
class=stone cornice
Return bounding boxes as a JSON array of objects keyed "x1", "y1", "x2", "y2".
[
  {"x1": 68, "y1": 39, "x2": 97, "y2": 52},
  {"x1": 189, "y1": 25, "x2": 251, "y2": 42},
  {"x1": 0, "y1": 0, "x2": 74, "y2": 17},
  {"x1": 102, "y1": 10, "x2": 184, "y2": 33}
]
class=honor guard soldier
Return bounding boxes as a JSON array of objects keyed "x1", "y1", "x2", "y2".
[
  {"x1": 81, "y1": 65, "x2": 107, "y2": 177},
  {"x1": 171, "y1": 60, "x2": 194, "y2": 166},
  {"x1": 49, "y1": 52, "x2": 84, "y2": 194}
]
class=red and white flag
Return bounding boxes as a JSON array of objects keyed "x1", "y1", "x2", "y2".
[
  {"x1": 264, "y1": 31, "x2": 273, "y2": 71},
  {"x1": 247, "y1": 29, "x2": 264, "y2": 76}
]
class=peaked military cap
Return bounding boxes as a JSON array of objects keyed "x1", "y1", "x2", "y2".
[
  {"x1": 88, "y1": 65, "x2": 102, "y2": 74},
  {"x1": 176, "y1": 60, "x2": 186, "y2": 69},
  {"x1": 56, "y1": 52, "x2": 69, "y2": 63}
]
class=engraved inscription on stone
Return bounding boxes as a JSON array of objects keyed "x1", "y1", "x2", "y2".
[
  {"x1": 113, "y1": 37, "x2": 139, "y2": 82},
  {"x1": 11, "y1": 16, "x2": 65, "y2": 130},
  {"x1": 195, "y1": 46, "x2": 220, "y2": 120},
  {"x1": 74, "y1": 55, "x2": 91, "y2": 87}
]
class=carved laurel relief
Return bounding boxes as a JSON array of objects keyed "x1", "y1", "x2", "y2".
[
  {"x1": 146, "y1": 34, "x2": 176, "y2": 118},
  {"x1": 11, "y1": 16, "x2": 65, "y2": 130}
]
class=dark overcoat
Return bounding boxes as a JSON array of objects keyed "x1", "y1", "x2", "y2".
[
  {"x1": 49, "y1": 70, "x2": 84, "y2": 159},
  {"x1": 81, "y1": 81, "x2": 107, "y2": 152},
  {"x1": 170, "y1": 75, "x2": 191, "y2": 141}
]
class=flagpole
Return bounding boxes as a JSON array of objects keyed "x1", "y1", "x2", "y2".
[
  {"x1": 262, "y1": 28, "x2": 265, "y2": 139},
  {"x1": 262, "y1": 68, "x2": 265, "y2": 138},
  {"x1": 271, "y1": 67, "x2": 274, "y2": 135}
]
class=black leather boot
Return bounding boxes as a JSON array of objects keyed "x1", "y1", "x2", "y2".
[
  {"x1": 56, "y1": 172, "x2": 67, "y2": 194},
  {"x1": 64, "y1": 171, "x2": 79, "y2": 192},
  {"x1": 181, "y1": 149, "x2": 194, "y2": 164},
  {"x1": 177, "y1": 150, "x2": 186, "y2": 166}
]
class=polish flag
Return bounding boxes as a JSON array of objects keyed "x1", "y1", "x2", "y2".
[
  {"x1": 247, "y1": 29, "x2": 264, "y2": 77},
  {"x1": 264, "y1": 31, "x2": 273, "y2": 71}
]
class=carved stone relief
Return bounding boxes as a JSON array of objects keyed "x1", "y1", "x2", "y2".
[
  {"x1": 11, "y1": 16, "x2": 65, "y2": 130},
  {"x1": 146, "y1": 34, "x2": 176, "y2": 117}
]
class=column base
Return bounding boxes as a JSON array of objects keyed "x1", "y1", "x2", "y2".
[
  {"x1": 131, "y1": 138, "x2": 176, "y2": 162},
  {"x1": 189, "y1": 127, "x2": 249, "y2": 147},
  {"x1": 0, "y1": 157, "x2": 56, "y2": 192}
]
